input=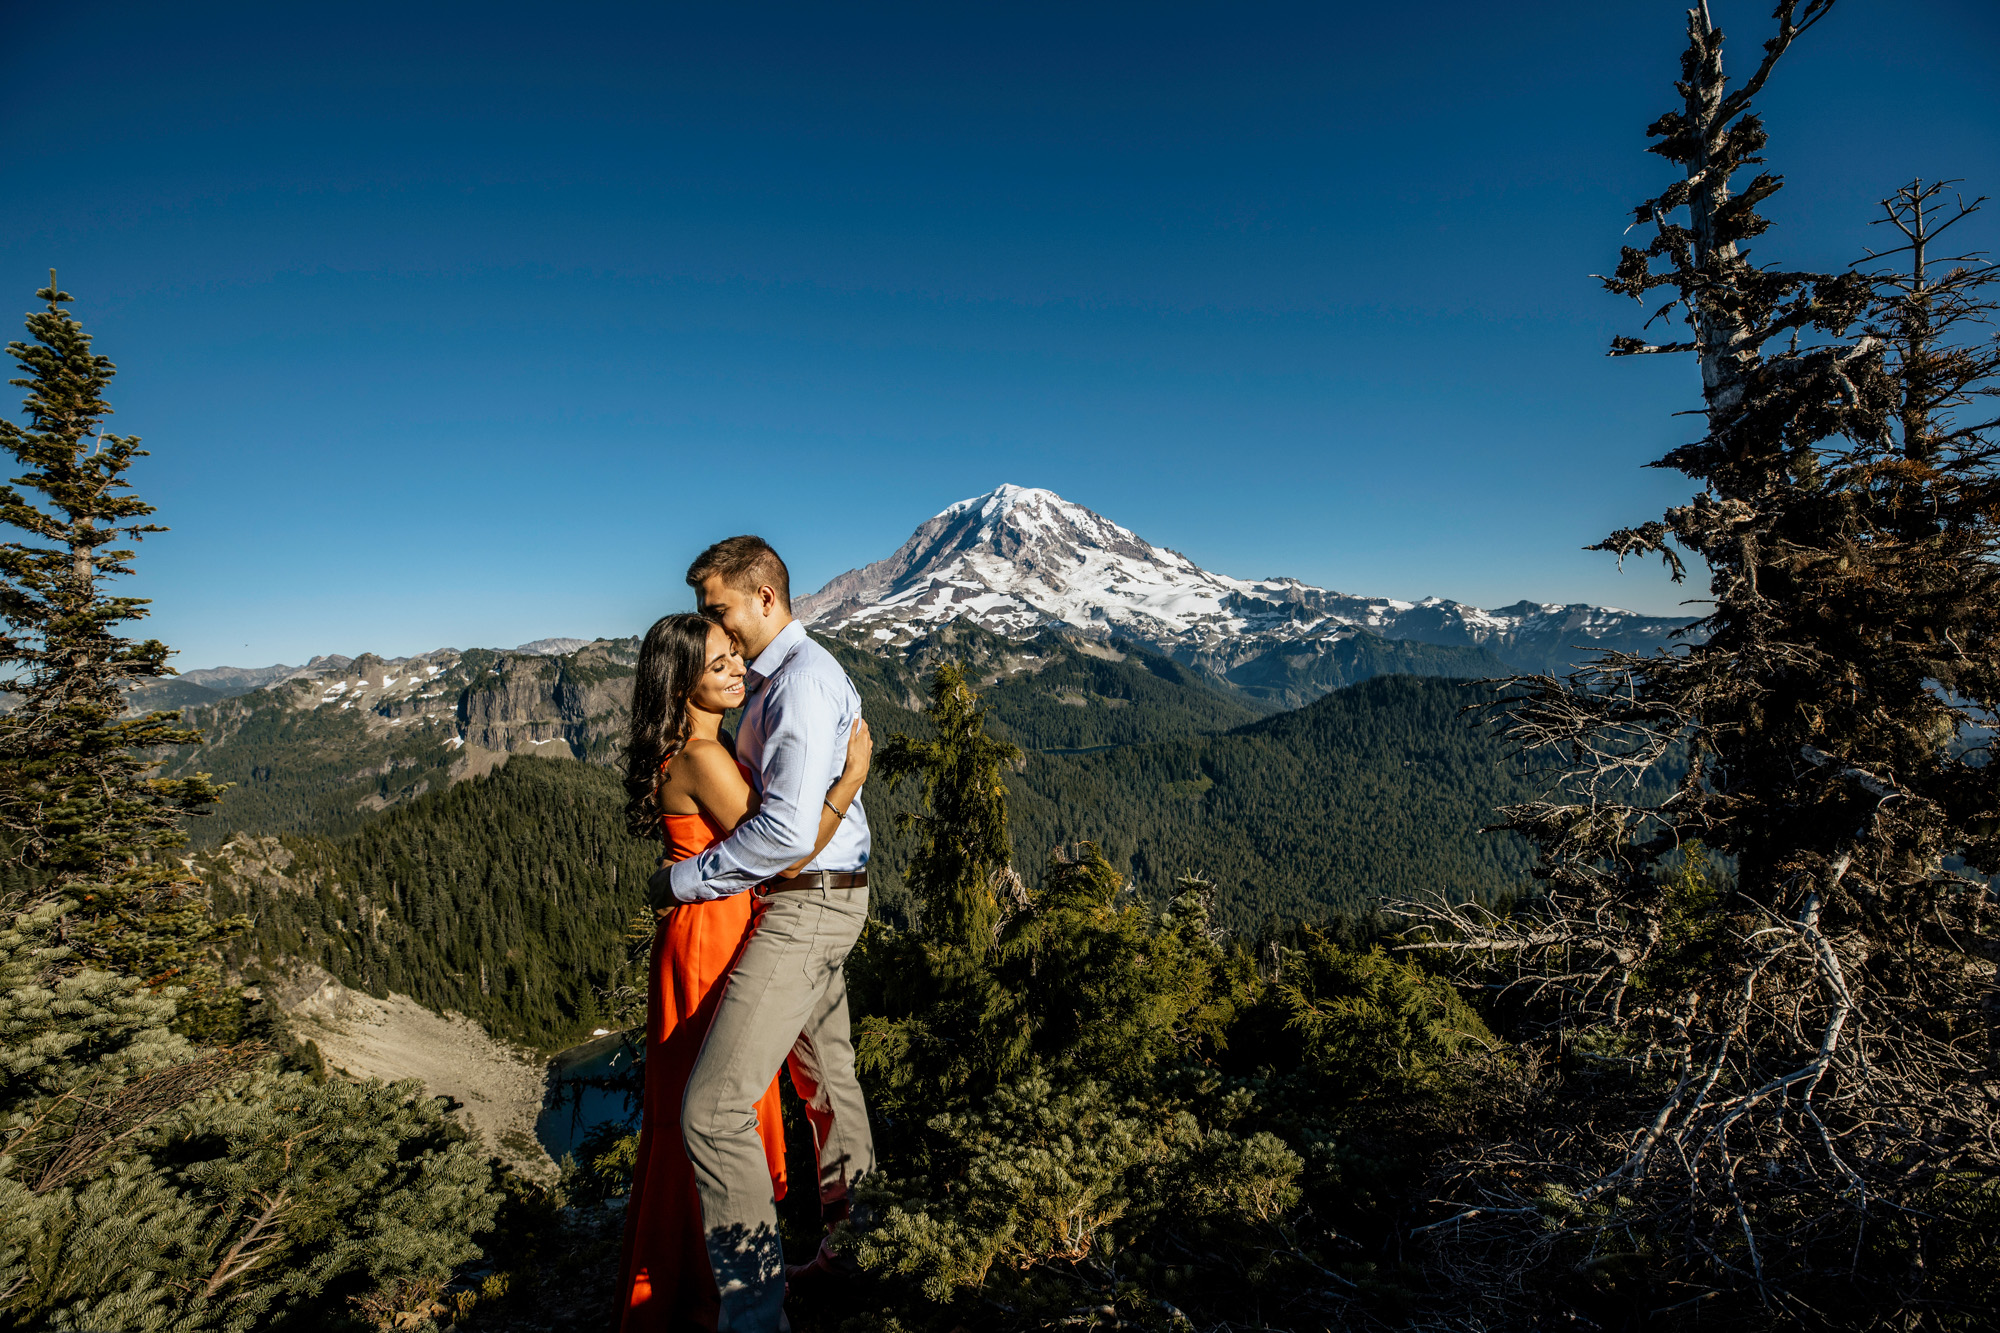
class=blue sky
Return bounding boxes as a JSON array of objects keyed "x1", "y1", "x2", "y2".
[{"x1": 3, "y1": 1, "x2": 1995, "y2": 670}]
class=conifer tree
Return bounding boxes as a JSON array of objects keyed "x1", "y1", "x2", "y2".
[
  {"x1": 1407, "y1": 4, "x2": 2000, "y2": 1321},
  {"x1": 849, "y1": 673, "x2": 1316, "y2": 1329},
  {"x1": 876, "y1": 661, "x2": 1021, "y2": 952},
  {"x1": 0, "y1": 280, "x2": 506, "y2": 1331},
  {"x1": 0, "y1": 274, "x2": 227, "y2": 1010}
]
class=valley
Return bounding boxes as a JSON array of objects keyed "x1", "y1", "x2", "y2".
[{"x1": 198, "y1": 664, "x2": 1545, "y2": 1054}]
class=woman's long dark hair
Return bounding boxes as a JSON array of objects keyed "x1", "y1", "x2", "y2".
[{"x1": 624, "y1": 613, "x2": 717, "y2": 837}]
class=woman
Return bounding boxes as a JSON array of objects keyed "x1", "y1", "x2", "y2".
[{"x1": 615, "y1": 612, "x2": 871, "y2": 1332}]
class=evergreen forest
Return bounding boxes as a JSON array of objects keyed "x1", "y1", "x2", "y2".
[
  {"x1": 207, "y1": 758, "x2": 657, "y2": 1051},
  {"x1": 206, "y1": 668, "x2": 1541, "y2": 1053}
]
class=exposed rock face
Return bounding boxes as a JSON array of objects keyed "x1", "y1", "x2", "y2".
[
  {"x1": 457, "y1": 658, "x2": 583, "y2": 755},
  {"x1": 455, "y1": 642, "x2": 639, "y2": 763},
  {"x1": 186, "y1": 641, "x2": 641, "y2": 766},
  {"x1": 201, "y1": 833, "x2": 300, "y2": 885},
  {"x1": 166, "y1": 641, "x2": 643, "y2": 828}
]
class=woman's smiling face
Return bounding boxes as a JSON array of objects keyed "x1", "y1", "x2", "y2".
[{"x1": 688, "y1": 621, "x2": 746, "y2": 715}]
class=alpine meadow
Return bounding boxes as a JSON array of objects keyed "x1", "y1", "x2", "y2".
[{"x1": 3, "y1": 5, "x2": 1997, "y2": 1333}]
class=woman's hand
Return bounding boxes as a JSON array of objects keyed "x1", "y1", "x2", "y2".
[{"x1": 842, "y1": 717, "x2": 873, "y2": 784}]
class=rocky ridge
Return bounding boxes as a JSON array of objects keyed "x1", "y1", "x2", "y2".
[
  {"x1": 160, "y1": 641, "x2": 643, "y2": 841},
  {"x1": 159, "y1": 485, "x2": 1693, "y2": 831}
]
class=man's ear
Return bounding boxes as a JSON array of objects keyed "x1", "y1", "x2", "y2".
[{"x1": 758, "y1": 585, "x2": 779, "y2": 617}]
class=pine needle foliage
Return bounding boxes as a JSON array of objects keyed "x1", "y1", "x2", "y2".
[
  {"x1": 0, "y1": 275, "x2": 228, "y2": 1012},
  {"x1": 876, "y1": 661, "x2": 1021, "y2": 953},
  {"x1": 1403, "y1": 4, "x2": 2000, "y2": 1324},
  {"x1": 1, "y1": 887, "x2": 504, "y2": 1331},
  {"x1": 0, "y1": 280, "x2": 507, "y2": 1332},
  {"x1": 843, "y1": 665, "x2": 1503, "y2": 1331},
  {"x1": 1275, "y1": 932, "x2": 1498, "y2": 1105}
]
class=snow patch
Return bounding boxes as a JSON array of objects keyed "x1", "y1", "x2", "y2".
[{"x1": 797, "y1": 484, "x2": 1691, "y2": 660}]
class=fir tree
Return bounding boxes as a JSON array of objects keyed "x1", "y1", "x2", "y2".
[
  {"x1": 1407, "y1": 4, "x2": 2000, "y2": 1323},
  {"x1": 0, "y1": 280, "x2": 508, "y2": 1331},
  {"x1": 876, "y1": 661, "x2": 1022, "y2": 952},
  {"x1": 0, "y1": 274, "x2": 228, "y2": 1014}
]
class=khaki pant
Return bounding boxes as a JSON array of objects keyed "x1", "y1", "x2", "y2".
[{"x1": 681, "y1": 886, "x2": 874, "y2": 1333}]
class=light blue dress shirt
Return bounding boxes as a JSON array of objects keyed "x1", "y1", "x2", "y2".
[{"x1": 668, "y1": 619, "x2": 871, "y2": 903}]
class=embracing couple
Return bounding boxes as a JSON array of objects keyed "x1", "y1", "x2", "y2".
[{"x1": 614, "y1": 536, "x2": 875, "y2": 1333}]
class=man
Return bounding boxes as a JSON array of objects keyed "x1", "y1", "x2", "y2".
[{"x1": 651, "y1": 535, "x2": 874, "y2": 1333}]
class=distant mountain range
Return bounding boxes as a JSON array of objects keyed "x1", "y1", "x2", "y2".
[
  {"x1": 141, "y1": 481, "x2": 1700, "y2": 858},
  {"x1": 137, "y1": 642, "x2": 601, "y2": 710},
  {"x1": 798, "y1": 484, "x2": 1693, "y2": 699},
  {"x1": 156, "y1": 483, "x2": 1692, "y2": 716},
  {"x1": 160, "y1": 486, "x2": 1685, "y2": 1047}
]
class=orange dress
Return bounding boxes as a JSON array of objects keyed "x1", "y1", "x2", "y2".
[{"x1": 617, "y1": 760, "x2": 787, "y2": 1333}]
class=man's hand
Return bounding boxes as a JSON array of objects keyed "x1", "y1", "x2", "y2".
[{"x1": 648, "y1": 860, "x2": 679, "y2": 913}]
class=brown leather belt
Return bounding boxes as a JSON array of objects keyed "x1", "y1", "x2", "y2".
[{"x1": 758, "y1": 870, "x2": 869, "y2": 896}]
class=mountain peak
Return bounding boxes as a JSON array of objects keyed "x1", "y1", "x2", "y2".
[
  {"x1": 793, "y1": 485, "x2": 1197, "y2": 639},
  {"x1": 796, "y1": 485, "x2": 1695, "y2": 675}
]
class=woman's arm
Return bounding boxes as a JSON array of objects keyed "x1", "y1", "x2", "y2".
[
  {"x1": 659, "y1": 723, "x2": 871, "y2": 907},
  {"x1": 779, "y1": 718, "x2": 871, "y2": 877},
  {"x1": 652, "y1": 742, "x2": 757, "y2": 917}
]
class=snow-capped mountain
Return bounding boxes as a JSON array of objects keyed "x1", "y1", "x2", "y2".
[
  {"x1": 513, "y1": 637, "x2": 591, "y2": 657},
  {"x1": 796, "y1": 484, "x2": 1693, "y2": 676}
]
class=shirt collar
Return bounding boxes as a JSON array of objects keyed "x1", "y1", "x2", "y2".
[{"x1": 746, "y1": 618, "x2": 806, "y2": 684}]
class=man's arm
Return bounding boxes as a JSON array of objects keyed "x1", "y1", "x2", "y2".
[
  {"x1": 779, "y1": 717, "x2": 870, "y2": 878},
  {"x1": 661, "y1": 675, "x2": 845, "y2": 904}
]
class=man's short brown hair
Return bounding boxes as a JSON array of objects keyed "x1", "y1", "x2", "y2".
[{"x1": 687, "y1": 535, "x2": 791, "y2": 609}]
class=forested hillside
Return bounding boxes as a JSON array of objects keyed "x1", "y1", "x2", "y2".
[
  {"x1": 833, "y1": 624, "x2": 1278, "y2": 751},
  {"x1": 206, "y1": 673, "x2": 1537, "y2": 1047},
  {"x1": 183, "y1": 692, "x2": 470, "y2": 842},
  {"x1": 210, "y1": 758, "x2": 656, "y2": 1050},
  {"x1": 165, "y1": 619, "x2": 1509, "y2": 851},
  {"x1": 830, "y1": 621, "x2": 1507, "y2": 742},
  {"x1": 1007, "y1": 674, "x2": 1541, "y2": 926}
]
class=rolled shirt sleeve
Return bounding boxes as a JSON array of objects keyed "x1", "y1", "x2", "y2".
[{"x1": 668, "y1": 673, "x2": 847, "y2": 903}]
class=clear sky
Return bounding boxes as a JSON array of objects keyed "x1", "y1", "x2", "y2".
[{"x1": 3, "y1": 1, "x2": 1995, "y2": 670}]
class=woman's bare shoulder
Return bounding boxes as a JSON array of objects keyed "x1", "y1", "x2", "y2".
[
  {"x1": 660, "y1": 737, "x2": 728, "y2": 784},
  {"x1": 677, "y1": 736, "x2": 734, "y2": 764},
  {"x1": 675, "y1": 738, "x2": 744, "y2": 786}
]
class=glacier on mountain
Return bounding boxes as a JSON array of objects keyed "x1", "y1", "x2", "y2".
[{"x1": 795, "y1": 484, "x2": 1692, "y2": 675}]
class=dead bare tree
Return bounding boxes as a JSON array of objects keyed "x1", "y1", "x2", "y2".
[
  {"x1": 11, "y1": 1043, "x2": 264, "y2": 1195},
  {"x1": 1397, "y1": 4, "x2": 2000, "y2": 1326}
]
